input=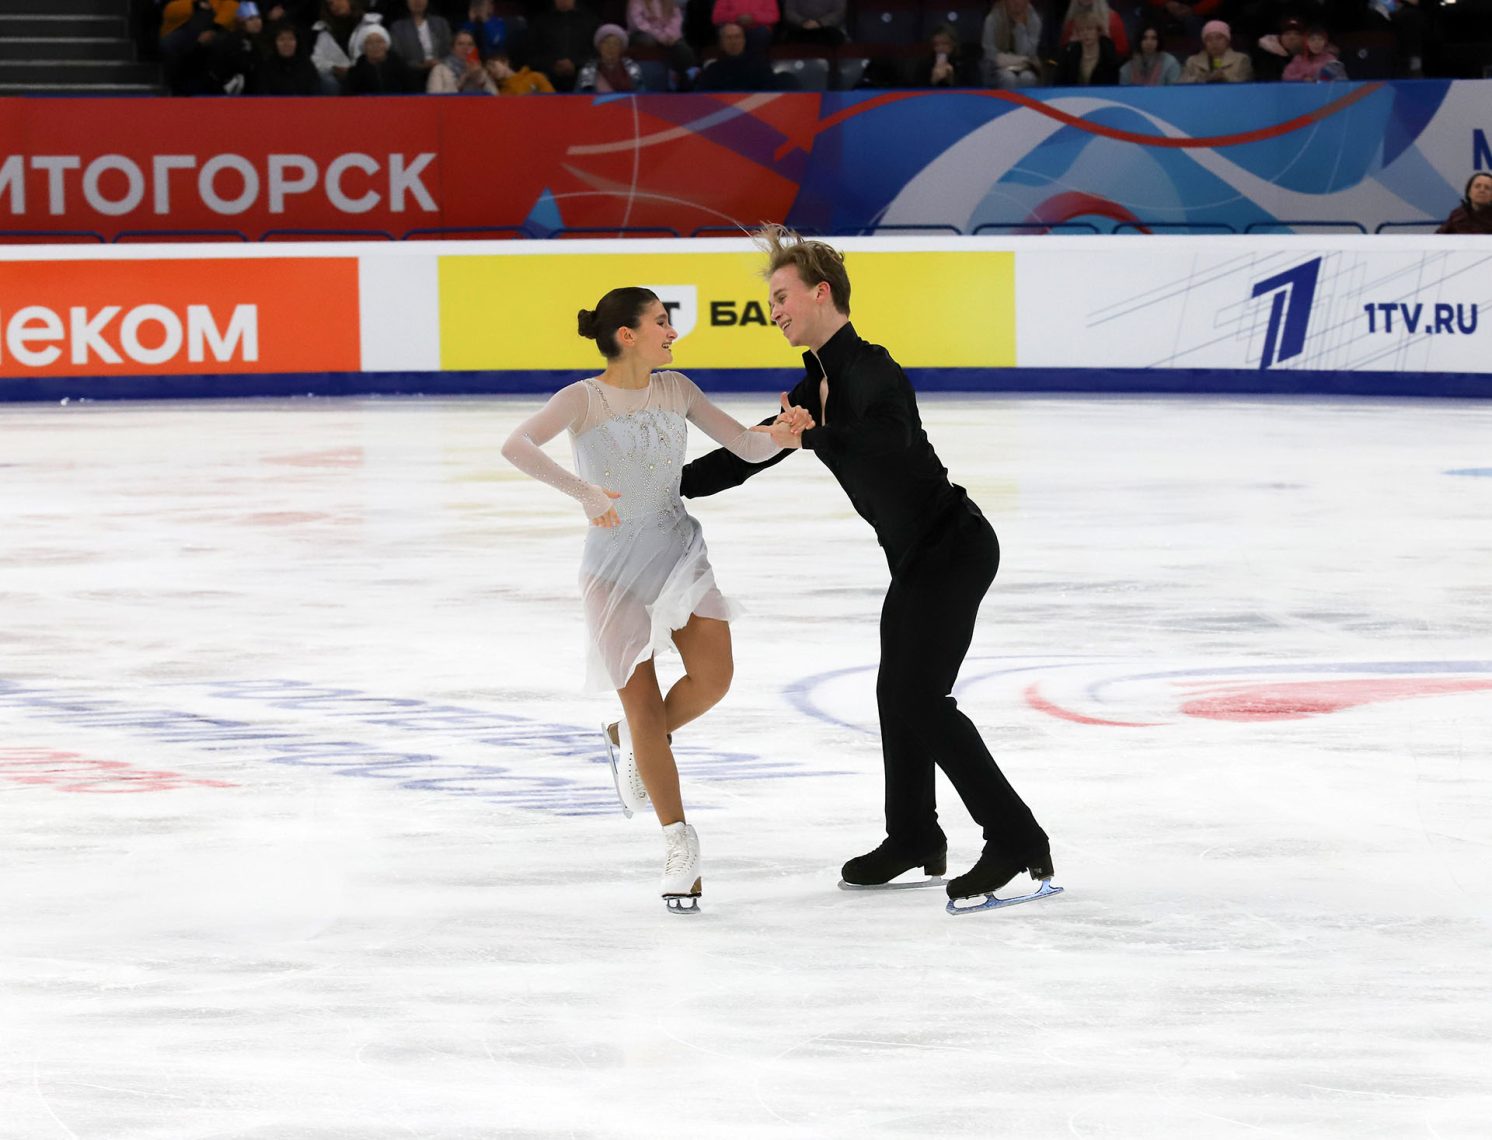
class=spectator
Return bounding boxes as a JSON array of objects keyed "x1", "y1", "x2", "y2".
[
  {"x1": 577, "y1": 22, "x2": 646, "y2": 90},
  {"x1": 694, "y1": 20, "x2": 779, "y2": 90},
  {"x1": 160, "y1": 0, "x2": 240, "y2": 94},
  {"x1": 779, "y1": 0, "x2": 846, "y2": 45},
  {"x1": 345, "y1": 21, "x2": 406, "y2": 89},
  {"x1": 913, "y1": 24, "x2": 981, "y2": 86},
  {"x1": 1254, "y1": 15, "x2": 1303, "y2": 81},
  {"x1": 1056, "y1": 10, "x2": 1121, "y2": 83},
  {"x1": 390, "y1": 0, "x2": 453, "y2": 86},
  {"x1": 427, "y1": 26, "x2": 499, "y2": 89},
  {"x1": 711, "y1": 0, "x2": 780, "y2": 55},
  {"x1": 1179, "y1": 19, "x2": 1252, "y2": 81},
  {"x1": 627, "y1": 0, "x2": 698, "y2": 87},
  {"x1": 1060, "y1": 0, "x2": 1128, "y2": 58},
  {"x1": 1436, "y1": 172, "x2": 1492, "y2": 235},
  {"x1": 1282, "y1": 23, "x2": 1342, "y2": 80},
  {"x1": 486, "y1": 49, "x2": 557, "y2": 92},
  {"x1": 460, "y1": 0, "x2": 508, "y2": 57},
  {"x1": 310, "y1": 0, "x2": 385, "y2": 93},
  {"x1": 253, "y1": 19, "x2": 323, "y2": 92},
  {"x1": 159, "y1": 0, "x2": 240, "y2": 37},
  {"x1": 217, "y1": 1, "x2": 270, "y2": 92},
  {"x1": 982, "y1": 0, "x2": 1044, "y2": 89},
  {"x1": 528, "y1": 0, "x2": 600, "y2": 93},
  {"x1": 1119, "y1": 20, "x2": 1179, "y2": 81}
]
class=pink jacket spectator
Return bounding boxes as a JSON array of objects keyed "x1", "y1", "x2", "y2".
[
  {"x1": 1282, "y1": 45, "x2": 1339, "y2": 81},
  {"x1": 711, "y1": 0, "x2": 781, "y2": 28},
  {"x1": 627, "y1": 0, "x2": 684, "y2": 43}
]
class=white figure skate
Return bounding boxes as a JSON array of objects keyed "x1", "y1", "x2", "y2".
[
  {"x1": 660, "y1": 821, "x2": 702, "y2": 914},
  {"x1": 602, "y1": 719, "x2": 649, "y2": 818}
]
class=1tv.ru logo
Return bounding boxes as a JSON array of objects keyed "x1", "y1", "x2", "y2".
[{"x1": 1250, "y1": 258, "x2": 1321, "y2": 370}]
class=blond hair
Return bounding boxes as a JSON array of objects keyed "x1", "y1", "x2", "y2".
[{"x1": 754, "y1": 224, "x2": 851, "y2": 316}]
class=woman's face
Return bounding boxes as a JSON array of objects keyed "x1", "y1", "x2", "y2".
[
  {"x1": 599, "y1": 33, "x2": 623, "y2": 62},
  {"x1": 408, "y1": 0, "x2": 428, "y2": 15},
  {"x1": 1077, "y1": 21, "x2": 1099, "y2": 47},
  {"x1": 1306, "y1": 31, "x2": 1326, "y2": 54},
  {"x1": 626, "y1": 301, "x2": 677, "y2": 367},
  {"x1": 1202, "y1": 29, "x2": 1228, "y2": 56},
  {"x1": 1469, "y1": 175, "x2": 1492, "y2": 206},
  {"x1": 364, "y1": 34, "x2": 388, "y2": 62},
  {"x1": 328, "y1": 0, "x2": 350, "y2": 16},
  {"x1": 1007, "y1": 0, "x2": 1029, "y2": 19},
  {"x1": 1140, "y1": 27, "x2": 1158, "y2": 53},
  {"x1": 454, "y1": 31, "x2": 476, "y2": 58},
  {"x1": 276, "y1": 28, "x2": 297, "y2": 56}
]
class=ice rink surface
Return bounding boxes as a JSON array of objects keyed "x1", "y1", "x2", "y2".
[{"x1": 3, "y1": 392, "x2": 1490, "y2": 1139}]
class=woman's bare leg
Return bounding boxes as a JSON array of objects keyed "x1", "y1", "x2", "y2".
[
  {"x1": 617, "y1": 657, "x2": 684, "y2": 825},
  {"x1": 664, "y1": 615, "x2": 734, "y2": 735}
]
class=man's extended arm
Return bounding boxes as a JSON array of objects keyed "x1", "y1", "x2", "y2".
[{"x1": 680, "y1": 379, "x2": 813, "y2": 499}]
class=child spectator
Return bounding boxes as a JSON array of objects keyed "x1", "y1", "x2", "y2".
[
  {"x1": 1282, "y1": 24, "x2": 1342, "y2": 80},
  {"x1": 1119, "y1": 21, "x2": 1179, "y2": 82},
  {"x1": 485, "y1": 50, "x2": 556, "y2": 93},
  {"x1": 1056, "y1": 10, "x2": 1121, "y2": 84},
  {"x1": 914, "y1": 23, "x2": 981, "y2": 86},
  {"x1": 1179, "y1": 19, "x2": 1252, "y2": 81},
  {"x1": 983, "y1": 0, "x2": 1044, "y2": 89}
]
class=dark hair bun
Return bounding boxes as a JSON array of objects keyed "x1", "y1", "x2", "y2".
[{"x1": 576, "y1": 308, "x2": 598, "y2": 339}]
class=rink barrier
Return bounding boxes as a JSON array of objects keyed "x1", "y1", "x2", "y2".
[
  {"x1": 1, "y1": 237, "x2": 1488, "y2": 401},
  {"x1": 6, "y1": 367, "x2": 1492, "y2": 402}
]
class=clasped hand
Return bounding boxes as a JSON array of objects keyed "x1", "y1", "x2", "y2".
[{"x1": 749, "y1": 392, "x2": 815, "y2": 449}]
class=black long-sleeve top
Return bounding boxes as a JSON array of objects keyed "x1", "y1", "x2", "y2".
[{"x1": 679, "y1": 322, "x2": 969, "y2": 574}]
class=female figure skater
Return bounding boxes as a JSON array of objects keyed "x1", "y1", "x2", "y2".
[{"x1": 500, "y1": 287, "x2": 801, "y2": 912}]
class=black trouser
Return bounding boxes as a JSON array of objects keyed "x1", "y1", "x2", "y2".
[{"x1": 876, "y1": 505, "x2": 1047, "y2": 856}]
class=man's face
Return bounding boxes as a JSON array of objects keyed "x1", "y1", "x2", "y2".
[
  {"x1": 408, "y1": 0, "x2": 428, "y2": 15},
  {"x1": 719, "y1": 23, "x2": 745, "y2": 55},
  {"x1": 275, "y1": 28, "x2": 297, "y2": 56},
  {"x1": 932, "y1": 33, "x2": 954, "y2": 56},
  {"x1": 1280, "y1": 28, "x2": 1302, "y2": 53},
  {"x1": 768, "y1": 265, "x2": 830, "y2": 349},
  {"x1": 554, "y1": 0, "x2": 576, "y2": 12},
  {"x1": 329, "y1": 0, "x2": 350, "y2": 15}
]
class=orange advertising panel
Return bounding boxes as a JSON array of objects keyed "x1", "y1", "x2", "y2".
[{"x1": 0, "y1": 258, "x2": 359, "y2": 377}]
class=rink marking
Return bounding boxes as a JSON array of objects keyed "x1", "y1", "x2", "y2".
[
  {"x1": 0, "y1": 679, "x2": 847, "y2": 817},
  {"x1": 0, "y1": 748, "x2": 238, "y2": 795}
]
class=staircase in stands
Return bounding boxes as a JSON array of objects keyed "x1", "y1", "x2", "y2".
[{"x1": 0, "y1": 0, "x2": 159, "y2": 95}]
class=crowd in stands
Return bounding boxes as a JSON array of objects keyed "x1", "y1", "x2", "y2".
[{"x1": 147, "y1": 0, "x2": 1457, "y2": 96}]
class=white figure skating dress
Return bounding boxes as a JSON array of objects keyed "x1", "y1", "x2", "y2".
[{"x1": 502, "y1": 371, "x2": 780, "y2": 691}]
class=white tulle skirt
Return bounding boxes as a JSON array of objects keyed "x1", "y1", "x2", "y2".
[{"x1": 579, "y1": 503, "x2": 739, "y2": 693}]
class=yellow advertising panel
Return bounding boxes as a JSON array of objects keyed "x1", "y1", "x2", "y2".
[{"x1": 438, "y1": 250, "x2": 1014, "y2": 371}]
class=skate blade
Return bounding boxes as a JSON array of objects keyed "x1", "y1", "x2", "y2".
[
  {"x1": 664, "y1": 894, "x2": 702, "y2": 914},
  {"x1": 601, "y1": 721, "x2": 633, "y2": 819},
  {"x1": 946, "y1": 879, "x2": 1063, "y2": 915},
  {"x1": 838, "y1": 877, "x2": 946, "y2": 892}
]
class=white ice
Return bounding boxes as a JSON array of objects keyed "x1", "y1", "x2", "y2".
[{"x1": 2, "y1": 393, "x2": 1490, "y2": 1139}]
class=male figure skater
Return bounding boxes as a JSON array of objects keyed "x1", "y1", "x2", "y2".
[{"x1": 680, "y1": 226, "x2": 1053, "y2": 902}]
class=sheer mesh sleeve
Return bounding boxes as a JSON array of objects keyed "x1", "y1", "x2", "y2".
[
  {"x1": 500, "y1": 382, "x2": 615, "y2": 520},
  {"x1": 667, "y1": 372, "x2": 782, "y2": 463}
]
